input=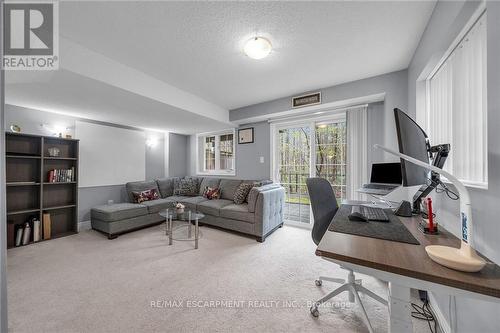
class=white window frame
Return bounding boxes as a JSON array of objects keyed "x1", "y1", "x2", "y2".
[
  {"x1": 196, "y1": 129, "x2": 236, "y2": 176},
  {"x1": 421, "y1": 7, "x2": 487, "y2": 189}
]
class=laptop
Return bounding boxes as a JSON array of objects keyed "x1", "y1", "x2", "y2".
[{"x1": 358, "y1": 163, "x2": 402, "y2": 195}]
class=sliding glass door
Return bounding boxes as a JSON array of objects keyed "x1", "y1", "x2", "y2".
[
  {"x1": 276, "y1": 125, "x2": 311, "y2": 224},
  {"x1": 273, "y1": 116, "x2": 346, "y2": 226}
]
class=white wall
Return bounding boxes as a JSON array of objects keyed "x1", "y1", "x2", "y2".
[
  {"x1": 408, "y1": 1, "x2": 500, "y2": 332},
  {"x1": 76, "y1": 121, "x2": 146, "y2": 187}
]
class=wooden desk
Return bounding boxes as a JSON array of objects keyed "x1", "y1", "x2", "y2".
[{"x1": 316, "y1": 204, "x2": 500, "y2": 332}]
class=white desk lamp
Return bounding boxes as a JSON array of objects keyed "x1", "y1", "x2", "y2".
[{"x1": 374, "y1": 144, "x2": 486, "y2": 273}]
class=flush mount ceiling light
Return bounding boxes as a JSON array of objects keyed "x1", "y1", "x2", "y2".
[{"x1": 244, "y1": 37, "x2": 272, "y2": 60}]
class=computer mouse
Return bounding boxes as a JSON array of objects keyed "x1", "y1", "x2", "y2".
[{"x1": 348, "y1": 212, "x2": 368, "y2": 222}]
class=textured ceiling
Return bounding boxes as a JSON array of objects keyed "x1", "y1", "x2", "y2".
[
  {"x1": 59, "y1": 1, "x2": 435, "y2": 110},
  {"x1": 6, "y1": 1, "x2": 436, "y2": 134}
]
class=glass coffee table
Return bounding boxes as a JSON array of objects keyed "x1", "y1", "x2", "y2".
[{"x1": 159, "y1": 209, "x2": 204, "y2": 249}]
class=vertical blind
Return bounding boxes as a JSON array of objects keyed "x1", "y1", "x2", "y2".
[
  {"x1": 425, "y1": 12, "x2": 487, "y2": 187},
  {"x1": 346, "y1": 105, "x2": 368, "y2": 200}
]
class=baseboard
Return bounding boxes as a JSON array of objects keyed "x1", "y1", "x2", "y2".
[
  {"x1": 78, "y1": 220, "x2": 92, "y2": 231},
  {"x1": 428, "y1": 292, "x2": 451, "y2": 333}
]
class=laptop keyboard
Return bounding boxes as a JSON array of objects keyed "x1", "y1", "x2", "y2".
[{"x1": 363, "y1": 184, "x2": 397, "y2": 190}]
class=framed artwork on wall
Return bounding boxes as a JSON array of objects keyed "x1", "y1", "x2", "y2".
[{"x1": 238, "y1": 127, "x2": 254, "y2": 144}]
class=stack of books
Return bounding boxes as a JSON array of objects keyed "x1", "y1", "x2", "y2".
[{"x1": 48, "y1": 167, "x2": 75, "y2": 182}]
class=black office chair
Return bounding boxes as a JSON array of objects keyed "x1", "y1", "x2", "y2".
[{"x1": 306, "y1": 178, "x2": 387, "y2": 333}]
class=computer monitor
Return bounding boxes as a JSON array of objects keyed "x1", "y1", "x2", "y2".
[
  {"x1": 393, "y1": 108, "x2": 431, "y2": 186},
  {"x1": 370, "y1": 163, "x2": 402, "y2": 184}
]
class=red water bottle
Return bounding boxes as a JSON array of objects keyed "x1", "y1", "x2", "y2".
[{"x1": 427, "y1": 197, "x2": 434, "y2": 233}]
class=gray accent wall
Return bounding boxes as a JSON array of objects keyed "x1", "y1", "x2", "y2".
[
  {"x1": 78, "y1": 185, "x2": 128, "y2": 222},
  {"x1": 168, "y1": 133, "x2": 188, "y2": 177},
  {"x1": 408, "y1": 1, "x2": 500, "y2": 332},
  {"x1": 234, "y1": 122, "x2": 271, "y2": 179}
]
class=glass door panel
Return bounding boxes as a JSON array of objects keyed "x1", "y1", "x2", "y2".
[
  {"x1": 315, "y1": 121, "x2": 347, "y2": 203},
  {"x1": 277, "y1": 126, "x2": 311, "y2": 224}
]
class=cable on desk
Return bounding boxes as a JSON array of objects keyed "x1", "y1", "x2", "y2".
[{"x1": 411, "y1": 300, "x2": 438, "y2": 333}]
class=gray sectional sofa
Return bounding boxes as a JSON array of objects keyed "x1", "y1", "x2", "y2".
[{"x1": 91, "y1": 177, "x2": 285, "y2": 242}]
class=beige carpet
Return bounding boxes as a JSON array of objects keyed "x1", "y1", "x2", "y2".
[{"x1": 7, "y1": 224, "x2": 434, "y2": 333}]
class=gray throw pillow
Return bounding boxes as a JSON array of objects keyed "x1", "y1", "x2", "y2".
[
  {"x1": 233, "y1": 183, "x2": 254, "y2": 204},
  {"x1": 174, "y1": 178, "x2": 198, "y2": 196}
]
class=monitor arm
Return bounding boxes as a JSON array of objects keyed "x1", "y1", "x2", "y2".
[{"x1": 412, "y1": 144, "x2": 450, "y2": 214}]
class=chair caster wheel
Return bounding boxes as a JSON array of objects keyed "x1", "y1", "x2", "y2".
[
  {"x1": 315, "y1": 279, "x2": 322, "y2": 286},
  {"x1": 310, "y1": 306, "x2": 319, "y2": 317}
]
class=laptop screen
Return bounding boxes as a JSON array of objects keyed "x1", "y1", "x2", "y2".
[{"x1": 370, "y1": 163, "x2": 402, "y2": 184}]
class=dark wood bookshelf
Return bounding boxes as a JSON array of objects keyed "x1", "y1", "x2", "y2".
[{"x1": 5, "y1": 133, "x2": 79, "y2": 249}]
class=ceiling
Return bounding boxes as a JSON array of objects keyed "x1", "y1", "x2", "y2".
[{"x1": 5, "y1": 1, "x2": 436, "y2": 134}]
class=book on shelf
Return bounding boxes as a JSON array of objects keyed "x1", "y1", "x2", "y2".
[
  {"x1": 15, "y1": 225, "x2": 23, "y2": 247},
  {"x1": 33, "y1": 219, "x2": 41, "y2": 242},
  {"x1": 7, "y1": 223, "x2": 15, "y2": 248},
  {"x1": 48, "y1": 168, "x2": 75, "y2": 183},
  {"x1": 43, "y1": 213, "x2": 51, "y2": 240},
  {"x1": 21, "y1": 222, "x2": 31, "y2": 245}
]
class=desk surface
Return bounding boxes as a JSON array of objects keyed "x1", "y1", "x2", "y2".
[{"x1": 316, "y1": 206, "x2": 500, "y2": 299}]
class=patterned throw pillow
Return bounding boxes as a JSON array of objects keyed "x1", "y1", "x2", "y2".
[
  {"x1": 233, "y1": 183, "x2": 254, "y2": 204},
  {"x1": 132, "y1": 188, "x2": 160, "y2": 203},
  {"x1": 203, "y1": 186, "x2": 221, "y2": 200},
  {"x1": 173, "y1": 178, "x2": 198, "y2": 196}
]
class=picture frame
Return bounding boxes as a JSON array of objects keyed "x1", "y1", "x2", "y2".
[{"x1": 238, "y1": 127, "x2": 254, "y2": 144}]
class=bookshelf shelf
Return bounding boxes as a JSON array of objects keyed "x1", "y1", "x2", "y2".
[
  {"x1": 43, "y1": 204, "x2": 77, "y2": 211},
  {"x1": 43, "y1": 157, "x2": 78, "y2": 160},
  {"x1": 7, "y1": 208, "x2": 41, "y2": 216},
  {"x1": 6, "y1": 155, "x2": 41, "y2": 159},
  {"x1": 5, "y1": 133, "x2": 79, "y2": 249},
  {"x1": 6, "y1": 182, "x2": 41, "y2": 187}
]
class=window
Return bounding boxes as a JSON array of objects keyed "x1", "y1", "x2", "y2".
[
  {"x1": 420, "y1": 12, "x2": 487, "y2": 188},
  {"x1": 197, "y1": 130, "x2": 235, "y2": 175}
]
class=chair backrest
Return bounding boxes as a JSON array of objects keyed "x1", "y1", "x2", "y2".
[{"x1": 306, "y1": 178, "x2": 339, "y2": 245}]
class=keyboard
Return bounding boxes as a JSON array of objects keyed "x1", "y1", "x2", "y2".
[
  {"x1": 362, "y1": 183, "x2": 398, "y2": 190},
  {"x1": 351, "y1": 206, "x2": 389, "y2": 222}
]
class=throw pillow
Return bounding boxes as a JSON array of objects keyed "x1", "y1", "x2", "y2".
[
  {"x1": 174, "y1": 178, "x2": 198, "y2": 196},
  {"x1": 132, "y1": 188, "x2": 160, "y2": 203},
  {"x1": 233, "y1": 183, "x2": 254, "y2": 204},
  {"x1": 203, "y1": 186, "x2": 221, "y2": 200}
]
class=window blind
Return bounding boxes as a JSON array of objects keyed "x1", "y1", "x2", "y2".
[{"x1": 425, "y1": 12, "x2": 487, "y2": 187}]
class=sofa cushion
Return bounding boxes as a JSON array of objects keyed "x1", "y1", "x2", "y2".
[
  {"x1": 198, "y1": 177, "x2": 221, "y2": 195},
  {"x1": 91, "y1": 203, "x2": 148, "y2": 222},
  {"x1": 197, "y1": 199, "x2": 233, "y2": 216},
  {"x1": 202, "y1": 186, "x2": 221, "y2": 200},
  {"x1": 126, "y1": 181, "x2": 160, "y2": 203},
  {"x1": 173, "y1": 177, "x2": 199, "y2": 196},
  {"x1": 219, "y1": 179, "x2": 243, "y2": 200},
  {"x1": 156, "y1": 177, "x2": 179, "y2": 198},
  {"x1": 178, "y1": 196, "x2": 208, "y2": 210},
  {"x1": 220, "y1": 203, "x2": 254, "y2": 223},
  {"x1": 132, "y1": 188, "x2": 160, "y2": 203},
  {"x1": 140, "y1": 198, "x2": 176, "y2": 214},
  {"x1": 233, "y1": 183, "x2": 254, "y2": 204}
]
